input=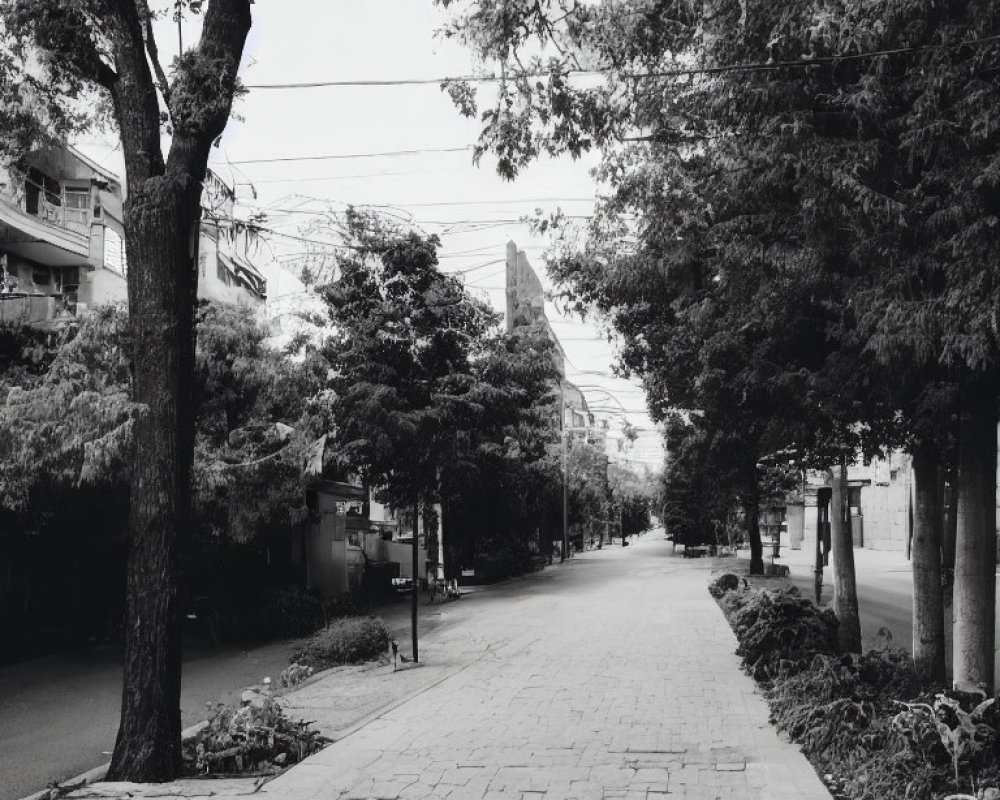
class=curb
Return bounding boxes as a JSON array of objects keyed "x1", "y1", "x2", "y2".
[
  {"x1": 13, "y1": 581, "x2": 503, "y2": 800},
  {"x1": 15, "y1": 720, "x2": 209, "y2": 800}
]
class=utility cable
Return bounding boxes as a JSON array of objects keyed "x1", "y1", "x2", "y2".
[
  {"x1": 215, "y1": 146, "x2": 472, "y2": 166},
  {"x1": 243, "y1": 33, "x2": 1000, "y2": 90}
]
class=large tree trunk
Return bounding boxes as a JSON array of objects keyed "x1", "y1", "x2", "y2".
[
  {"x1": 744, "y1": 483, "x2": 764, "y2": 576},
  {"x1": 911, "y1": 445, "x2": 946, "y2": 683},
  {"x1": 103, "y1": 0, "x2": 252, "y2": 782},
  {"x1": 952, "y1": 396, "x2": 997, "y2": 694},
  {"x1": 107, "y1": 195, "x2": 197, "y2": 780},
  {"x1": 830, "y1": 458, "x2": 861, "y2": 653}
]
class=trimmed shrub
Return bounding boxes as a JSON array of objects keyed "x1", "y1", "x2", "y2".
[
  {"x1": 291, "y1": 616, "x2": 391, "y2": 671},
  {"x1": 183, "y1": 695, "x2": 328, "y2": 776},
  {"x1": 708, "y1": 573, "x2": 740, "y2": 599},
  {"x1": 729, "y1": 587, "x2": 838, "y2": 681}
]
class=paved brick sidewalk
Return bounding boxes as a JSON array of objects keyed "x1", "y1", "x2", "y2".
[
  {"x1": 67, "y1": 534, "x2": 831, "y2": 800},
  {"x1": 260, "y1": 536, "x2": 830, "y2": 800}
]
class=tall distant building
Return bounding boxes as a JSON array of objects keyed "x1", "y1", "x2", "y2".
[{"x1": 505, "y1": 240, "x2": 589, "y2": 429}]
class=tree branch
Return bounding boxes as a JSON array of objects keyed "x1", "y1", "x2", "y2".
[
  {"x1": 136, "y1": 0, "x2": 172, "y2": 109},
  {"x1": 166, "y1": 0, "x2": 251, "y2": 160}
]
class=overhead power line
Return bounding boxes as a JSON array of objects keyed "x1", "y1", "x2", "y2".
[
  {"x1": 217, "y1": 146, "x2": 472, "y2": 166},
  {"x1": 243, "y1": 34, "x2": 1000, "y2": 90}
]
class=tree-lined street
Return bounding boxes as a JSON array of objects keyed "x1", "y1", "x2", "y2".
[
  {"x1": 8, "y1": 535, "x2": 834, "y2": 800},
  {"x1": 1, "y1": 1, "x2": 999, "y2": 798}
]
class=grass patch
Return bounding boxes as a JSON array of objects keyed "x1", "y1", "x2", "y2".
[{"x1": 290, "y1": 615, "x2": 391, "y2": 671}]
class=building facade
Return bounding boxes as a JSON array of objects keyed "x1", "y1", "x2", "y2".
[{"x1": 0, "y1": 144, "x2": 265, "y2": 330}]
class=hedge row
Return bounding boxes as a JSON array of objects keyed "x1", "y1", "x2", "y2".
[{"x1": 709, "y1": 574, "x2": 999, "y2": 800}]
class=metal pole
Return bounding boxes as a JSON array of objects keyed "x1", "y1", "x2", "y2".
[
  {"x1": 411, "y1": 498, "x2": 419, "y2": 662},
  {"x1": 562, "y1": 427, "x2": 568, "y2": 562}
]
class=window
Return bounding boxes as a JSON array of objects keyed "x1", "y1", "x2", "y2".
[
  {"x1": 63, "y1": 188, "x2": 90, "y2": 230},
  {"x1": 63, "y1": 189, "x2": 89, "y2": 210}
]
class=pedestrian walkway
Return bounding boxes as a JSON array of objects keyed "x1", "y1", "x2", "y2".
[
  {"x1": 263, "y1": 535, "x2": 828, "y2": 800},
  {"x1": 68, "y1": 534, "x2": 831, "y2": 800}
]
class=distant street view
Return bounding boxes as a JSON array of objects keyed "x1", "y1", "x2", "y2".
[{"x1": 0, "y1": 2, "x2": 998, "y2": 800}]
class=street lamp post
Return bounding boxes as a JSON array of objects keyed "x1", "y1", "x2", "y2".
[{"x1": 561, "y1": 396, "x2": 569, "y2": 562}]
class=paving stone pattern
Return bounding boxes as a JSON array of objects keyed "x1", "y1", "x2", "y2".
[{"x1": 262, "y1": 537, "x2": 832, "y2": 800}]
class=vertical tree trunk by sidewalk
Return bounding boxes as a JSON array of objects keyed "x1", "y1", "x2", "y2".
[
  {"x1": 103, "y1": 0, "x2": 252, "y2": 781},
  {"x1": 830, "y1": 458, "x2": 861, "y2": 653},
  {"x1": 952, "y1": 397, "x2": 996, "y2": 694},
  {"x1": 743, "y1": 467, "x2": 764, "y2": 575},
  {"x1": 911, "y1": 445, "x2": 946, "y2": 683}
]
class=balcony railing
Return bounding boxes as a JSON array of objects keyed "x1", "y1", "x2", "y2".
[{"x1": 0, "y1": 176, "x2": 90, "y2": 236}]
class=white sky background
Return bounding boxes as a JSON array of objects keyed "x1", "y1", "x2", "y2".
[{"x1": 77, "y1": 1, "x2": 664, "y2": 472}]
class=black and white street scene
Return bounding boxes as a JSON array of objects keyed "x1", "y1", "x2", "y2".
[{"x1": 1, "y1": 2, "x2": 999, "y2": 800}]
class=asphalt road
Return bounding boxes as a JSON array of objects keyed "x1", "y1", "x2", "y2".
[
  {"x1": 0, "y1": 590, "x2": 448, "y2": 800},
  {"x1": 0, "y1": 636, "x2": 306, "y2": 800},
  {"x1": 782, "y1": 545, "x2": 953, "y2": 665}
]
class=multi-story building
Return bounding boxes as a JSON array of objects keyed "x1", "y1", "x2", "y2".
[
  {"x1": 0, "y1": 144, "x2": 265, "y2": 329},
  {"x1": 0, "y1": 145, "x2": 126, "y2": 327}
]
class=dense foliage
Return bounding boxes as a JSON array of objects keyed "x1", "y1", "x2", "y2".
[
  {"x1": 0, "y1": 302, "x2": 328, "y2": 659},
  {"x1": 290, "y1": 616, "x2": 392, "y2": 671},
  {"x1": 440, "y1": 0, "x2": 1000, "y2": 687},
  {"x1": 183, "y1": 695, "x2": 328, "y2": 777},
  {"x1": 714, "y1": 577, "x2": 1000, "y2": 799},
  {"x1": 319, "y1": 209, "x2": 566, "y2": 573}
]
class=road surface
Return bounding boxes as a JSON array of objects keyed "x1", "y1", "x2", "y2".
[
  {"x1": 0, "y1": 636, "x2": 304, "y2": 800},
  {"x1": 4, "y1": 536, "x2": 928, "y2": 800}
]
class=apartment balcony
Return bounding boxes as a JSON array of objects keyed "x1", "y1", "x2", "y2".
[{"x1": 0, "y1": 183, "x2": 93, "y2": 268}]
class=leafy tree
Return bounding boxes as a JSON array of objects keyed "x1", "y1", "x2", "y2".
[
  {"x1": 438, "y1": 327, "x2": 561, "y2": 573},
  {"x1": 0, "y1": 301, "x2": 325, "y2": 657},
  {"x1": 0, "y1": 0, "x2": 254, "y2": 776},
  {"x1": 440, "y1": 0, "x2": 1000, "y2": 685},
  {"x1": 564, "y1": 434, "x2": 609, "y2": 548},
  {"x1": 607, "y1": 459, "x2": 653, "y2": 540},
  {"x1": 321, "y1": 210, "x2": 500, "y2": 659},
  {"x1": 659, "y1": 418, "x2": 734, "y2": 549},
  {"x1": 322, "y1": 210, "x2": 497, "y2": 509}
]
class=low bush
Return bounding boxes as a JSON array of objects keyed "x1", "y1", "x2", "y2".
[
  {"x1": 766, "y1": 651, "x2": 931, "y2": 799},
  {"x1": 183, "y1": 695, "x2": 328, "y2": 776},
  {"x1": 202, "y1": 589, "x2": 365, "y2": 642},
  {"x1": 729, "y1": 587, "x2": 838, "y2": 681},
  {"x1": 710, "y1": 577, "x2": 1000, "y2": 799},
  {"x1": 291, "y1": 616, "x2": 391, "y2": 671},
  {"x1": 708, "y1": 573, "x2": 740, "y2": 599}
]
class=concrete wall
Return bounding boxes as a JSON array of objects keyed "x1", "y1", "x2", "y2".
[
  {"x1": 786, "y1": 502, "x2": 804, "y2": 550},
  {"x1": 81, "y1": 265, "x2": 126, "y2": 309},
  {"x1": 384, "y1": 540, "x2": 427, "y2": 581},
  {"x1": 307, "y1": 510, "x2": 348, "y2": 598}
]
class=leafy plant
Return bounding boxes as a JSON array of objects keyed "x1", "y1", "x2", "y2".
[
  {"x1": 894, "y1": 693, "x2": 997, "y2": 795},
  {"x1": 290, "y1": 616, "x2": 392, "y2": 671},
  {"x1": 279, "y1": 663, "x2": 314, "y2": 689},
  {"x1": 729, "y1": 587, "x2": 839, "y2": 681},
  {"x1": 182, "y1": 695, "x2": 328, "y2": 776},
  {"x1": 708, "y1": 573, "x2": 740, "y2": 599}
]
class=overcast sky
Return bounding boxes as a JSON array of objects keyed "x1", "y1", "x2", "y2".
[{"x1": 78, "y1": 1, "x2": 664, "y2": 471}]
